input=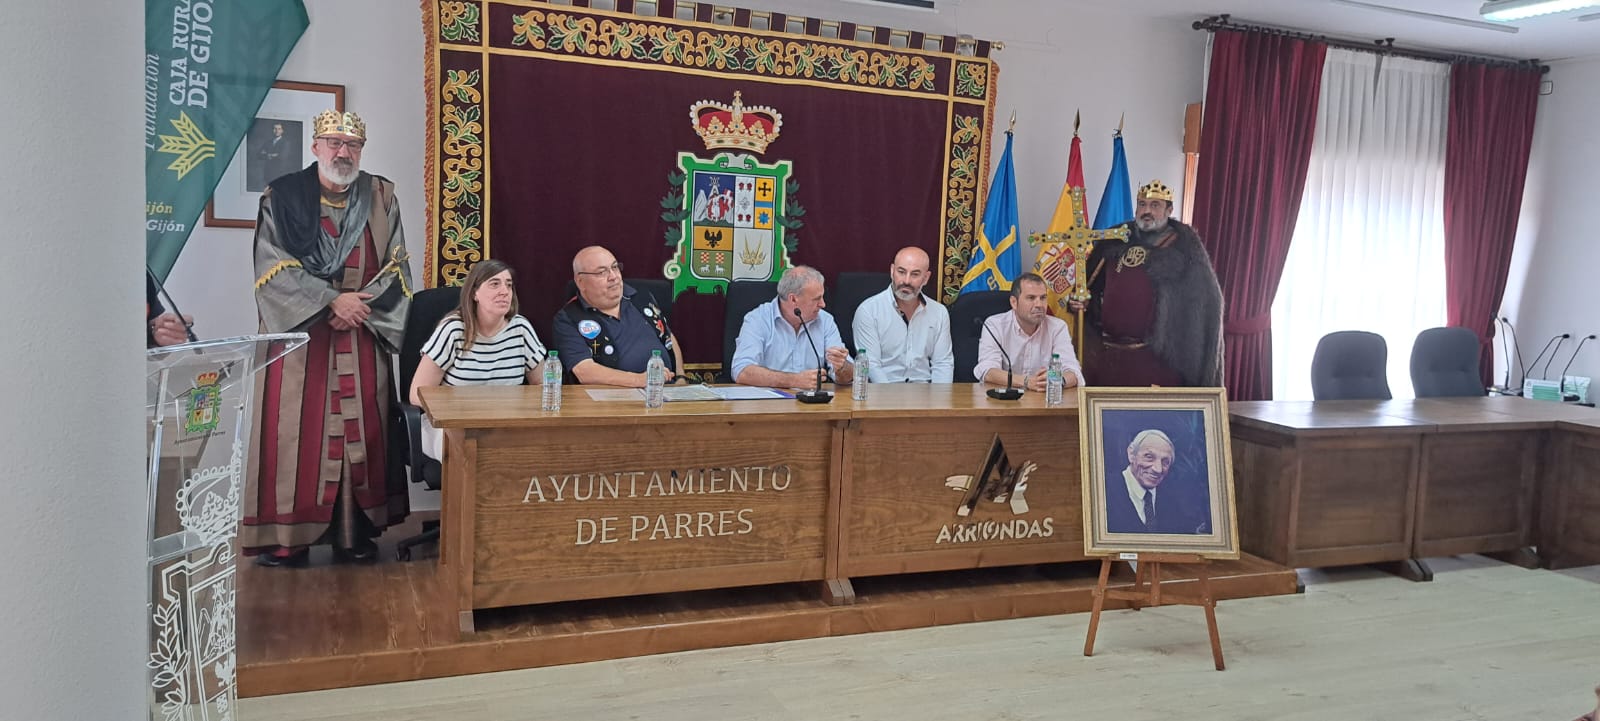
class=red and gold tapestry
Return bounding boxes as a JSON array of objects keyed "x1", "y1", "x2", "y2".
[{"x1": 423, "y1": 0, "x2": 1000, "y2": 367}]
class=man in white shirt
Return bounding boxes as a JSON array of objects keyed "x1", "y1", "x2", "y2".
[
  {"x1": 852, "y1": 247, "x2": 954, "y2": 383},
  {"x1": 974, "y1": 272, "x2": 1084, "y2": 392},
  {"x1": 732, "y1": 265, "x2": 856, "y2": 389}
]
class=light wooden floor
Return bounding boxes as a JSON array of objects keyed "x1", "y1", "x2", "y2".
[{"x1": 240, "y1": 556, "x2": 1600, "y2": 721}]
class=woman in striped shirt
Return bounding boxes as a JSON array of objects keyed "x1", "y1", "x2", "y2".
[{"x1": 410, "y1": 259, "x2": 546, "y2": 459}]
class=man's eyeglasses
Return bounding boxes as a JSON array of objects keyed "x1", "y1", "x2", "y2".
[
  {"x1": 320, "y1": 138, "x2": 366, "y2": 152},
  {"x1": 576, "y1": 262, "x2": 624, "y2": 278}
]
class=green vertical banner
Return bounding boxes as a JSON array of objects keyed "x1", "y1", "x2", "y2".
[{"x1": 145, "y1": 0, "x2": 308, "y2": 281}]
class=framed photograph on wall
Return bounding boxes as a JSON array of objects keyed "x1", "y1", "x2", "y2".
[
  {"x1": 204, "y1": 80, "x2": 344, "y2": 228},
  {"x1": 1079, "y1": 387, "x2": 1239, "y2": 559}
]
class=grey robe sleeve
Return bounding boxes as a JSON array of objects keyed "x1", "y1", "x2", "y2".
[
  {"x1": 359, "y1": 184, "x2": 411, "y2": 354},
  {"x1": 253, "y1": 189, "x2": 340, "y2": 333}
]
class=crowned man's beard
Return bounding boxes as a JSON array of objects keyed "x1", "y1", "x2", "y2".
[
  {"x1": 322, "y1": 159, "x2": 360, "y2": 187},
  {"x1": 1135, "y1": 215, "x2": 1170, "y2": 233}
]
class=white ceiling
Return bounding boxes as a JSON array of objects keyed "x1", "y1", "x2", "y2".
[{"x1": 998, "y1": 0, "x2": 1599, "y2": 61}]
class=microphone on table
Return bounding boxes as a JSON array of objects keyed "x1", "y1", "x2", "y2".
[
  {"x1": 1558, "y1": 334, "x2": 1595, "y2": 400},
  {"x1": 1501, "y1": 317, "x2": 1527, "y2": 392},
  {"x1": 1539, "y1": 334, "x2": 1570, "y2": 379},
  {"x1": 793, "y1": 306, "x2": 834, "y2": 404},
  {"x1": 1492, "y1": 316, "x2": 1513, "y2": 393},
  {"x1": 980, "y1": 319, "x2": 1023, "y2": 401},
  {"x1": 1525, "y1": 333, "x2": 1568, "y2": 384}
]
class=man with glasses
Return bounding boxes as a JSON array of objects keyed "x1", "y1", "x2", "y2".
[
  {"x1": 554, "y1": 245, "x2": 683, "y2": 386},
  {"x1": 247, "y1": 110, "x2": 413, "y2": 567}
]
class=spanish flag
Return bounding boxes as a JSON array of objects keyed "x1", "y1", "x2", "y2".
[
  {"x1": 960, "y1": 130, "x2": 1020, "y2": 294},
  {"x1": 1031, "y1": 130, "x2": 1088, "y2": 317}
]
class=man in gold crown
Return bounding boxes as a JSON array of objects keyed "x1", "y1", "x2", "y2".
[
  {"x1": 246, "y1": 110, "x2": 413, "y2": 566},
  {"x1": 1072, "y1": 180, "x2": 1223, "y2": 387}
]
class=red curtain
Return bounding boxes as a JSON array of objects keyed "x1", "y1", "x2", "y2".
[
  {"x1": 1442, "y1": 63, "x2": 1541, "y2": 385},
  {"x1": 1191, "y1": 30, "x2": 1327, "y2": 401}
]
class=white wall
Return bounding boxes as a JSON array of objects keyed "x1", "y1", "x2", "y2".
[
  {"x1": 960, "y1": 2, "x2": 1201, "y2": 249},
  {"x1": 166, "y1": 0, "x2": 428, "y2": 339},
  {"x1": 165, "y1": 0, "x2": 1203, "y2": 334},
  {"x1": 1503, "y1": 56, "x2": 1600, "y2": 395},
  {"x1": 0, "y1": 2, "x2": 147, "y2": 717}
]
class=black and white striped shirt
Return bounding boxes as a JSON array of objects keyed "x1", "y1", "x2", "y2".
[{"x1": 421, "y1": 314, "x2": 547, "y2": 387}]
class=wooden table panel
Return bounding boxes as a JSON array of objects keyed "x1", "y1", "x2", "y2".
[
  {"x1": 1230, "y1": 433, "x2": 1293, "y2": 566},
  {"x1": 1542, "y1": 423, "x2": 1600, "y2": 569},
  {"x1": 842, "y1": 413, "x2": 1083, "y2": 576},
  {"x1": 1413, "y1": 431, "x2": 1537, "y2": 557},
  {"x1": 1291, "y1": 436, "x2": 1419, "y2": 567},
  {"x1": 468, "y1": 422, "x2": 835, "y2": 606}
]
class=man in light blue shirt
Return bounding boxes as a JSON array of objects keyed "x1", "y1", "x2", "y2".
[
  {"x1": 732, "y1": 265, "x2": 856, "y2": 389},
  {"x1": 852, "y1": 246, "x2": 954, "y2": 383}
]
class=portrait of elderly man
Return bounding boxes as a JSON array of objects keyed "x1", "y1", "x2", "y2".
[{"x1": 1104, "y1": 427, "x2": 1212, "y2": 535}]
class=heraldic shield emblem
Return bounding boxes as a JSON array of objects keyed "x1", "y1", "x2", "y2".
[{"x1": 662, "y1": 91, "x2": 802, "y2": 298}]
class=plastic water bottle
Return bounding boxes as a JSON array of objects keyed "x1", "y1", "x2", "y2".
[
  {"x1": 541, "y1": 350, "x2": 562, "y2": 412},
  {"x1": 852, "y1": 348, "x2": 869, "y2": 401},
  {"x1": 645, "y1": 350, "x2": 666, "y2": 408},
  {"x1": 1046, "y1": 353, "x2": 1064, "y2": 407}
]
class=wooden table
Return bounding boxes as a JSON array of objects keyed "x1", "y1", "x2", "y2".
[
  {"x1": 421, "y1": 383, "x2": 1083, "y2": 633},
  {"x1": 838, "y1": 385, "x2": 1082, "y2": 587},
  {"x1": 1229, "y1": 396, "x2": 1600, "y2": 578},
  {"x1": 423, "y1": 385, "x2": 851, "y2": 633},
  {"x1": 1541, "y1": 413, "x2": 1600, "y2": 569}
]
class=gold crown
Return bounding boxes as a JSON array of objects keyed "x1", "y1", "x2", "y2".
[
  {"x1": 1139, "y1": 179, "x2": 1174, "y2": 202},
  {"x1": 689, "y1": 91, "x2": 782, "y2": 153},
  {"x1": 194, "y1": 371, "x2": 220, "y2": 386},
  {"x1": 313, "y1": 110, "x2": 366, "y2": 139}
]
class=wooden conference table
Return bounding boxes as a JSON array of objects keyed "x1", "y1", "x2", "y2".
[
  {"x1": 420, "y1": 384, "x2": 1086, "y2": 634},
  {"x1": 1228, "y1": 395, "x2": 1600, "y2": 579}
]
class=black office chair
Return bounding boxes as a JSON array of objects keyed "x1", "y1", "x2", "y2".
[
  {"x1": 948, "y1": 290, "x2": 1012, "y2": 383},
  {"x1": 626, "y1": 277, "x2": 675, "y2": 322},
  {"x1": 831, "y1": 271, "x2": 891, "y2": 353},
  {"x1": 393, "y1": 286, "x2": 461, "y2": 561},
  {"x1": 1410, "y1": 326, "x2": 1487, "y2": 398},
  {"x1": 1310, "y1": 331, "x2": 1392, "y2": 400},
  {"x1": 720, "y1": 280, "x2": 779, "y2": 382}
]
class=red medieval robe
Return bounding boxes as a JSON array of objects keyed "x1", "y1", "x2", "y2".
[{"x1": 245, "y1": 168, "x2": 412, "y2": 555}]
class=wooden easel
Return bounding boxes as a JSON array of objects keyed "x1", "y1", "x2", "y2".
[{"x1": 1083, "y1": 553, "x2": 1226, "y2": 670}]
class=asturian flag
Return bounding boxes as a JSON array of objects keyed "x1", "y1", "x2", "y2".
[
  {"x1": 960, "y1": 130, "x2": 1020, "y2": 294},
  {"x1": 1031, "y1": 130, "x2": 1089, "y2": 317},
  {"x1": 1093, "y1": 132, "x2": 1134, "y2": 229}
]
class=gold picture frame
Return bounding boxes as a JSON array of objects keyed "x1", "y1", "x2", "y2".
[{"x1": 1079, "y1": 386, "x2": 1239, "y2": 559}]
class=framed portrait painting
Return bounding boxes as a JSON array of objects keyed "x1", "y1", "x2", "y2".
[
  {"x1": 1079, "y1": 387, "x2": 1239, "y2": 559},
  {"x1": 204, "y1": 80, "x2": 344, "y2": 228}
]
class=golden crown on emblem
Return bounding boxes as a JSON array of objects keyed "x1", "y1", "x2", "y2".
[
  {"x1": 1139, "y1": 179, "x2": 1175, "y2": 202},
  {"x1": 313, "y1": 110, "x2": 366, "y2": 139},
  {"x1": 194, "y1": 371, "x2": 220, "y2": 386},
  {"x1": 689, "y1": 91, "x2": 782, "y2": 153}
]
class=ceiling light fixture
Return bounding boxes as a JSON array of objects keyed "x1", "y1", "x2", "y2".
[
  {"x1": 1481, "y1": 0, "x2": 1600, "y2": 22},
  {"x1": 1332, "y1": 0, "x2": 1519, "y2": 33}
]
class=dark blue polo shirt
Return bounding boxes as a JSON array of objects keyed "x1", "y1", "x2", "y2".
[{"x1": 552, "y1": 285, "x2": 676, "y2": 375}]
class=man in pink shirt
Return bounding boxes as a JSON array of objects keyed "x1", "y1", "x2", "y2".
[{"x1": 974, "y1": 273, "x2": 1084, "y2": 393}]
